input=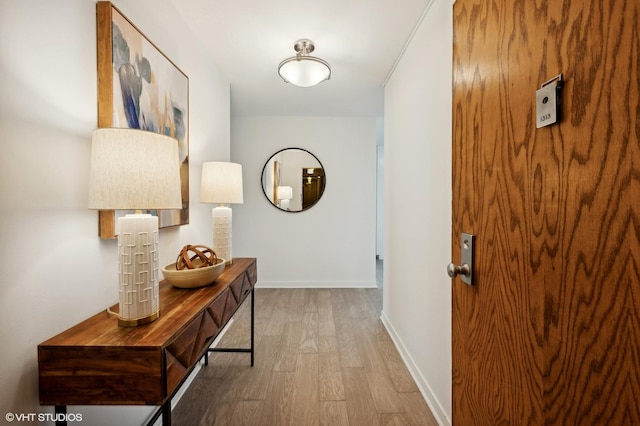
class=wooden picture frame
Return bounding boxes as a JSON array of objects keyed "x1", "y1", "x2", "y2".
[
  {"x1": 273, "y1": 160, "x2": 281, "y2": 203},
  {"x1": 96, "y1": 1, "x2": 189, "y2": 239}
]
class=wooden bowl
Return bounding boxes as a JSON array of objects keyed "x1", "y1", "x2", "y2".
[{"x1": 161, "y1": 257, "x2": 226, "y2": 289}]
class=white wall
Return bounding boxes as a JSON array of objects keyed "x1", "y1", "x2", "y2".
[
  {"x1": 0, "y1": 0, "x2": 229, "y2": 424},
  {"x1": 231, "y1": 116, "x2": 377, "y2": 288},
  {"x1": 382, "y1": 0, "x2": 453, "y2": 423}
]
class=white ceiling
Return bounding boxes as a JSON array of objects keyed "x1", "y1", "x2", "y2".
[{"x1": 169, "y1": 0, "x2": 431, "y2": 116}]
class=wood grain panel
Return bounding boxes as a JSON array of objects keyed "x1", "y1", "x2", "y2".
[
  {"x1": 543, "y1": 0, "x2": 640, "y2": 423},
  {"x1": 96, "y1": 1, "x2": 118, "y2": 239},
  {"x1": 39, "y1": 347, "x2": 162, "y2": 405},
  {"x1": 453, "y1": 0, "x2": 640, "y2": 424},
  {"x1": 453, "y1": 0, "x2": 545, "y2": 423},
  {"x1": 166, "y1": 312, "x2": 204, "y2": 368}
]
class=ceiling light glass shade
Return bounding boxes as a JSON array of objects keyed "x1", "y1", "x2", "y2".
[{"x1": 278, "y1": 39, "x2": 331, "y2": 87}]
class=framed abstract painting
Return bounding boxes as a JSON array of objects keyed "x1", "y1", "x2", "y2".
[{"x1": 96, "y1": 1, "x2": 189, "y2": 238}]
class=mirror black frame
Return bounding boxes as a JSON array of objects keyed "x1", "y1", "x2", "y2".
[{"x1": 260, "y1": 148, "x2": 326, "y2": 213}]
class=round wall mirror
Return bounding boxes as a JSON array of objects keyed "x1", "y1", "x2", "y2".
[{"x1": 261, "y1": 148, "x2": 326, "y2": 212}]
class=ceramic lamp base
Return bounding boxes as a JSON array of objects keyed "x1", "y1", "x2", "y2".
[
  {"x1": 212, "y1": 206, "x2": 233, "y2": 265},
  {"x1": 117, "y1": 213, "x2": 160, "y2": 327}
]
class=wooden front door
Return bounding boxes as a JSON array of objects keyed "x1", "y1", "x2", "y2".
[
  {"x1": 302, "y1": 167, "x2": 325, "y2": 210},
  {"x1": 452, "y1": 0, "x2": 640, "y2": 424}
]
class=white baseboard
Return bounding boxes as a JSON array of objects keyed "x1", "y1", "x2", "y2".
[
  {"x1": 256, "y1": 280, "x2": 377, "y2": 288},
  {"x1": 380, "y1": 311, "x2": 451, "y2": 426}
]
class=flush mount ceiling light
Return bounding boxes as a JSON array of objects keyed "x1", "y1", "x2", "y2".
[{"x1": 278, "y1": 39, "x2": 331, "y2": 88}]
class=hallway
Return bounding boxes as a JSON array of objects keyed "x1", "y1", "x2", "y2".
[{"x1": 172, "y1": 286, "x2": 436, "y2": 425}]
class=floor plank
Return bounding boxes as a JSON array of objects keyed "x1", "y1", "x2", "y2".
[
  {"x1": 239, "y1": 335, "x2": 280, "y2": 400},
  {"x1": 317, "y1": 288, "x2": 336, "y2": 337},
  {"x1": 398, "y1": 391, "x2": 440, "y2": 426},
  {"x1": 171, "y1": 378, "x2": 221, "y2": 425},
  {"x1": 355, "y1": 320, "x2": 403, "y2": 413},
  {"x1": 319, "y1": 401, "x2": 349, "y2": 426},
  {"x1": 343, "y1": 367, "x2": 380, "y2": 426},
  {"x1": 261, "y1": 371, "x2": 295, "y2": 425},
  {"x1": 298, "y1": 311, "x2": 319, "y2": 353},
  {"x1": 228, "y1": 400, "x2": 264, "y2": 426},
  {"x1": 289, "y1": 353, "x2": 319, "y2": 425},
  {"x1": 319, "y1": 350, "x2": 345, "y2": 401},
  {"x1": 379, "y1": 413, "x2": 411, "y2": 425},
  {"x1": 377, "y1": 338, "x2": 420, "y2": 393},
  {"x1": 272, "y1": 320, "x2": 303, "y2": 372}
]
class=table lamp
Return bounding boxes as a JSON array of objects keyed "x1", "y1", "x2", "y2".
[
  {"x1": 276, "y1": 185, "x2": 293, "y2": 210},
  {"x1": 200, "y1": 162, "x2": 244, "y2": 265},
  {"x1": 88, "y1": 128, "x2": 182, "y2": 326}
]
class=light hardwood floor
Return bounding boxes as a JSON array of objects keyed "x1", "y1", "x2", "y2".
[{"x1": 172, "y1": 286, "x2": 437, "y2": 425}]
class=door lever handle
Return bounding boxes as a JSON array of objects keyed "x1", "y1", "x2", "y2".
[{"x1": 448, "y1": 233, "x2": 475, "y2": 285}]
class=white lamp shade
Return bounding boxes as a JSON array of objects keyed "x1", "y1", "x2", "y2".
[
  {"x1": 278, "y1": 58, "x2": 331, "y2": 87},
  {"x1": 200, "y1": 162, "x2": 244, "y2": 204},
  {"x1": 276, "y1": 185, "x2": 293, "y2": 200},
  {"x1": 88, "y1": 128, "x2": 182, "y2": 210}
]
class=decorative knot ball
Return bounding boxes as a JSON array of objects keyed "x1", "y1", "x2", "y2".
[{"x1": 175, "y1": 245, "x2": 218, "y2": 270}]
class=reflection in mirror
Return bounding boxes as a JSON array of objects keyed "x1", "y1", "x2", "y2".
[{"x1": 261, "y1": 148, "x2": 326, "y2": 212}]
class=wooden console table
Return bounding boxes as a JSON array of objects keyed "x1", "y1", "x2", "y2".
[{"x1": 38, "y1": 258, "x2": 257, "y2": 426}]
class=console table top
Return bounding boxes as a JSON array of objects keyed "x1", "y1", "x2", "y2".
[{"x1": 39, "y1": 257, "x2": 257, "y2": 349}]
